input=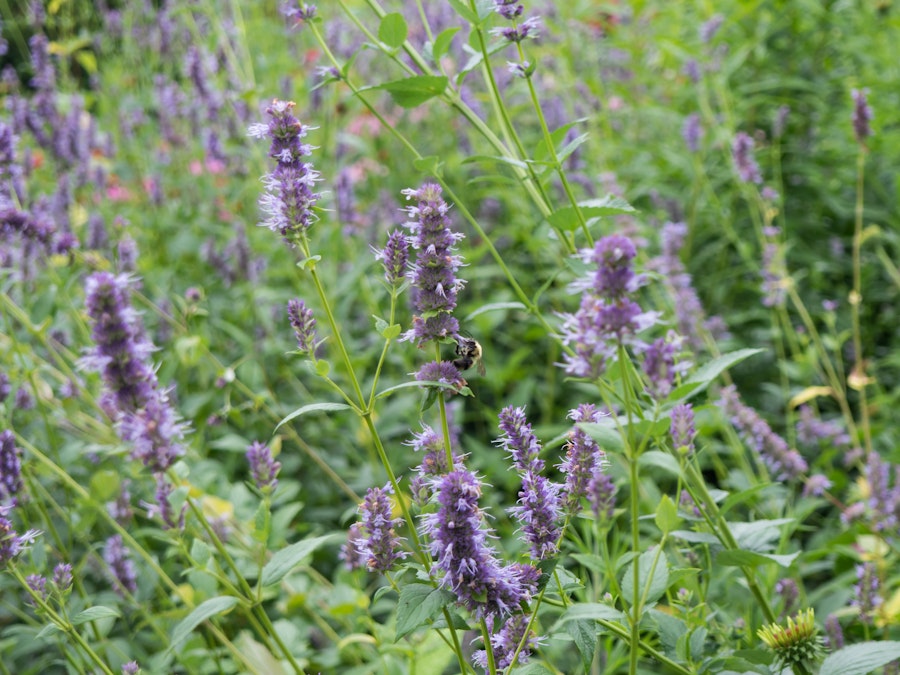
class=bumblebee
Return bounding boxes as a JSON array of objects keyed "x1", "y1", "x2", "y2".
[{"x1": 453, "y1": 336, "x2": 485, "y2": 376}]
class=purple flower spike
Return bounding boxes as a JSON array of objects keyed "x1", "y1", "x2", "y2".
[
  {"x1": 121, "y1": 662, "x2": 140, "y2": 675},
  {"x1": 103, "y1": 534, "x2": 137, "y2": 597},
  {"x1": 670, "y1": 403, "x2": 696, "y2": 454},
  {"x1": 473, "y1": 613, "x2": 541, "y2": 670},
  {"x1": 339, "y1": 522, "x2": 368, "y2": 571},
  {"x1": 682, "y1": 113, "x2": 702, "y2": 152},
  {"x1": 414, "y1": 360, "x2": 465, "y2": 392},
  {"x1": 851, "y1": 88, "x2": 873, "y2": 142},
  {"x1": 853, "y1": 562, "x2": 881, "y2": 625},
  {"x1": 287, "y1": 298, "x2": 317, "y2": 353},
  {"x1": 423, "y1": 469, "x2": 534, "y2": 619},
  {"x1": 401, "y1": 182, "x2": 466, "y2": 347},
  {"x1": 0, "y1": 430, "x2": 22, "y2": 504},
  {"x1": 247, "y1": 441, "x2": 281, "y2": 494},
  {"x1": 497, "y1": 406, "x2": 544, "y2": 472},
  {"x1": 250, "y1": 99, "x2": 321, "y2": 240},
  {"x1": 0, "y1": 505, "x2": 40, "y2": 566},
  {"x1": 719, "y1": 385, "x2": 807, "y2": 481},
  {"x1": 356, "y1": 484, "x2": 407, "y2": 573},
  {"x1": 732, "y1": 132, "x2": 762, "y2": 184},
  {"x1": 559, "y1": 404, "x2": 608, "y2": 512},
  {"x1": 374, "y1": 229, "x2": 410, "y2": 286},
  {"x1": 52, "y1": 563, "x2": 73, "y2": 592}
]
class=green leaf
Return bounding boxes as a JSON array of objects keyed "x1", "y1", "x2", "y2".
[
  {"x1": 461, "y1": 154, "x2": 529, "y2": 170},
  {"x1": 252, "y1": 501, "x2": 271, "y2": 543},
  {"x1": 730, "y1": 518, "x2": 793, "y2": 551},
  {"x1": 621, "y1": 549, "x2": 669, "y2": 607},
  {"x1": 382, "y1": 323, "x2": 401, "y2": 340},
  {"x1": 413, "y1": 155, "x2": 443, "y2": 176},
  {"x1": 235, "y1": 633, "x2": 288, "y2": 675},
  {"x1": 669, "y1": 348, "x2": 765, "y2": 401},
  {"x1": 430, "y1": 27, "x2": 460, "y2": 61},
  {"x1": 820, "y1": 641, "x2": 900, "y2": 675},
  {"x1": 552, "y1": 603, "x2": 626, "y2": 628},
  {"x1": 396, "y1": 584, "x2": 453, "y2": 640},
  {"x1": 567, "y1": 620, "x2": 598, "y2": 674},
  {"x1": 262, "y1": 535, "x2": 335, "y2": 586},
  {"x1": 274, "y1": 402, "x2": 353, "y2": 432},
  {"x1": 716, "y1": 549, "x2": 800, "y2": 568},
  {"x1": 167, "y1": 596, "x2": 239, "y2": 655},
  {"x1": 671, "y1": 530, "x2": 720, "y2": 545},
  {"x1": 638, "y1": 450, "x2": 683, "y2": 478},
  {"x1": 655, "y1": 495, "x2": 681, "y2": 534},
  {"x1": 314, "y1": 359, "x2": 331, "y2": 377},
  {"x1": 447, "y1": 0, "x2": 479, "y2": 23},
  {"x1": 648, "y1": 609, "x2": 687, "y2": 654},
  {"x1": 370, "y1": 75, "x2": 448, "y2": 108},
  {"x1": 378, "y1": 13, "x2": 408, "y2": 49},
  {"x1": 579, "y1": 421, "x2": 624, "y2": 452},
  {"x1": 71, "y1": 606, "x2": 120, "y2": 625},
  {"x1": 373, "y1": 315, "x2": 388, "y2": 333},
  {"x1": 463, "y1": 301, "x2": 527, "y2": 320},
  {"x1": 546, "y1": 195, "x2": 637, "y2": 231}
]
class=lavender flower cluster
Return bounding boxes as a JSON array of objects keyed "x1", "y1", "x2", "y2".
[{"x1": 559, "y1": 235, "x2": 658, "y2": 379}]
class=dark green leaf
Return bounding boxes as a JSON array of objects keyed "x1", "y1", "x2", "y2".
[
  {"x1": 167, "y1": 596, "x2": 239, "y2": 655},
  {"x1": 820, "y1": 641, "x2": 900, "y2": 675},
  {"x1": 261, "y1": 535, "x2": 335, "y2": 586},
  {"x1": 579, "y1": 421, "x2": 624, "y2": 452},
  {"x1": 396, "y1": 584, "x2": 453, "y2": 640},
  {"x1": 669, "y1": 349, "x2": 765, "y2": 401},
  {"x1": 378, "y1": 13, "x2": 408, "y2": 49},
  {"x1": 413, "y1": 155, "x2": 443, "y2": 176},
  {"x1": 274, "y1": 402, "x2": 353, "y2": 432},
  {"x1": 567, "y1": 619, "x2": 599, "y2": 673},
  {"x1": 553, "y1": 603, "x2": 626, "y2": 627},
  {"x1": 639, "y1": 450, "x2": 683, "y2": 478},
  {"x1": 648, "y1": 609, "x2": 687, "y2": 654},
  {"x1": 671, "y1": 530, "x2": 720, "y2": 544}
]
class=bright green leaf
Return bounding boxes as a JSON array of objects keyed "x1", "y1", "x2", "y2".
[
  {"x1": 261, "y1": 535, "x2": 336, "y2": 586},
  {"x1": 621, "y1": 549, "x2": 669, "y2": 607},
  {"x1": 553, "y1": 603, "x2": 626, "y2": 628},
  {"x1": 639, "y1": 450, "x2": 683, "y2": 478},
  {"x1": 378, "y1": 13, "x2": 408, "y2": 49},
  {"x1": 274, "y1": 402, "x2": 353, "y2": 432},
  {"x1": 370, "y1": 75, "x2": 448, "y2": 108},
  {"x1": 669, "y1": 348, "x2": 765, "y2": 402},
  {"x1": 655, "y1": 495, "x2": 681, "y2": 534},
  {"x1": 430, "y1": 27, "x2": 461, "y2": 61}
]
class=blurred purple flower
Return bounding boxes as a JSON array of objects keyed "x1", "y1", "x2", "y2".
[
  {"x1": 851, "y1": 88, "x2": 873, "y2": 142},
  {"x1": 25, "y1": 574, "x2": 47, "y2": 606},
  {"x1": 641, "y1": 333, "x2": 686, "y2": 398},
  {"x1": 682, "y1": 113, "x2": 702, "y2": 152},
  {"x1": 680, "y1": 489, "x2": 701, "y2": 517},
  {"x1": 773, "y1": 105, "x2": 790, "y2": 138},
  {"x1": 121, "y1": 662, "x2": 140, "y2": 675},
  {"x1": 732, "y1": 132, "x2": 762, "y2": 184},
  {"x1": 865, "y1": 453, "x2": 899, "y2": 535},
  {"x1": 287, "y1": 298, "x2": 317, "y2": 353},
  {"x1": 802, "y1": 474, "x2": 832, "y2": 498},
  {"x1": 52, "y1": 562, "x2": 73, "y2": 592},
  {"x1": 117, "y1": 237, "x2": 138, "y2": 272},
  {"x1": 761, "y1": 227, "x2": 786, "y2": 307},
  {"x1": 670, "y1": 403, "x2": 696, "y2": 454},
  {"x1": 775, "y1": 578, "x2": 798, "y2": 617},
  {"x1": 699, "y1": 14, "x2": 725, "y2": 43},
  {"x1": 414, "y1": 360, "x2": 465, "y2": 392},
  {"x1": 249, "y1": 99, "x2": 321, "y2": 241},
  {"x1": 107, "y1": 480, "x2": 133, "y2": 525},
  {"x1": 0, "y1": 504, "x2": 40, "y2": 566},
  {"x1": 684, "y1": 60, "x2": 701, "y2": 83},
  {"x1": 796, "y1": 406, "x2": 850, "y2": 449},
  {"x1": 339, "y1": 522, "x2": 368, "y2": 571},
  {"x1": 852, "y1": 562, "x2": 881, "y2": 624},
  {"x1": 103, "y1": 534, "x2": 137, "y2": 597},
  {"x1": 824, "y1": 613, "x2": 843, "y2": 650},
  {"x1": 719, "y1": 385, "x2": 807, "y2": 480},
  {"x1": 588, "y1": 469, "x2": 616, "y2": 520},
  {"x1": 494, "y1": 0, "x2": 524, "y2": 20},
  {"x1": 142, "y1": 474, "x2": 185, "y2": 530},
  {"x1": 246, "y1": 441, "x2": 280, "y2": 494},
  {"x1": 0, "y1": 430, "x2": 22, "y2": 505},
  {"x1": 401, "y1": 182, "x2": 465, "y2": 347},
  {"x1": 491, "y1": 16, "x2": 541, "y2": 43}
]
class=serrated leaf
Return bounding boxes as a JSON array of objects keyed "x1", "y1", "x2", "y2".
[
  {"x1": 274, "y1": 402, "x2": 353, "y2": 432},
  {"x1": 72, "y1": 606, "x2": 121, "y2": 625},
  {"x1": 370, "y1": 75, "x2": 448, "y2": 108},
  {"x1": 546, "y1": 195, "x2": 637, "y2": 231},
  {"x1": 820, "y1": 641, "x2": 900, "y2": 675},
  {"x1": 261, "y1": 535, "x2": 335, "y2": 586},
  {"x1": 567, "y1": 619, "x2": 598, "y2": 674},
  {"x1": 655, "y1": 495, "x2": 681, "y2": 534},
  {"x1": 716, "y1": 549, "x2": 800, "y2": 568},
  {"x1": 378, "y1": 13, "x2": 407, "y2": 49},
  {"x1": 649, "y1": 609, "x2": 687, "y2": 654},
  {"x1": 373, "y1": 315, "x2": 389, "y2": 333},
  {"x1": 167, "y1": 596, "x2": 239, "y2": 655},
  {"x1": 621, "y1": 549, "x2": 669, "y2": 607},
  {"x1": 36, "y1": 622, "x2": 61, "y2": 639},
  {"x1": 396, "y1": 584, "x2": 453, "y2": 640}
]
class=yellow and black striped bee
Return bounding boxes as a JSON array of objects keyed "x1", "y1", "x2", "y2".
[{"x1": 453, "y1": 335, "x2": 485, "y2": 376}]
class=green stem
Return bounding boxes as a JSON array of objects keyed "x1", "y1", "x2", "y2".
[{"x1": 850, "y1": 149, "x2": 872, "y2": 457}]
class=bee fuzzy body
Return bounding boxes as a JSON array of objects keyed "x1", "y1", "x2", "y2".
[{"x1": 452, "y1": 336, "x2": 485, "y2": 376}]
